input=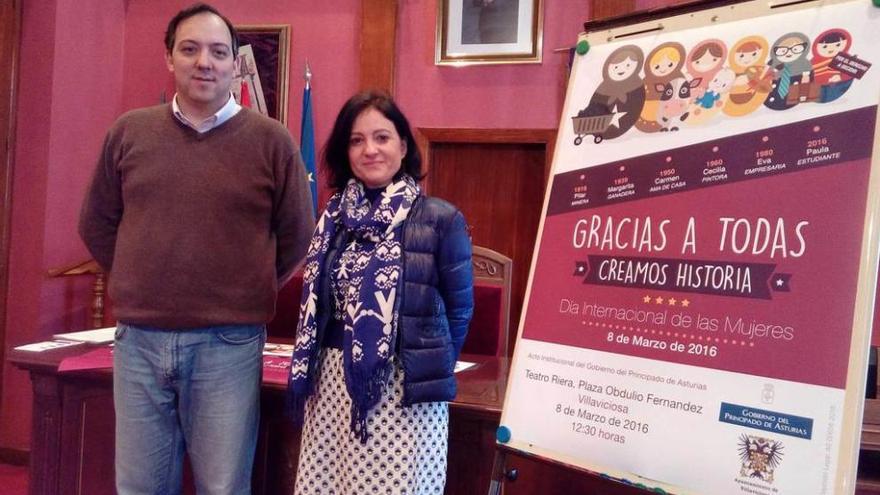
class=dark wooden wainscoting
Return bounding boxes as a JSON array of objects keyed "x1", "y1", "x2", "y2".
[
  {"x1": 0, "y1": 0, "x2": 21, "y2": 464},
  {"x1": 416, "y1": 128, "x2": 555, "y2": 354}
]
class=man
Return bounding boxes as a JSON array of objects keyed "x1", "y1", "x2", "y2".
[{"x1": 78, "y1": 3, "x2": 315, "y2": 494}]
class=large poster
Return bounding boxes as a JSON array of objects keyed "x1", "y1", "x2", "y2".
[{"x1": 499, "y1": 1, "x2": 880, "y2": 494}]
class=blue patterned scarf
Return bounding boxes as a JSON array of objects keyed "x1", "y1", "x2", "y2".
[{"x1": 287, "y1": 175, "x2": 419, "y2": 442}]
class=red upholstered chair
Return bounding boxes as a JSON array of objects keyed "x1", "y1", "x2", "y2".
[{"x1": 461, "y1": 246, "x2": 512, "y2": 358}]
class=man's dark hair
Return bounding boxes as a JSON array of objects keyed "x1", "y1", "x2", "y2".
[
  {"x1": 164, "y1": 3, "x2": 239, "y2": 57},
  {"x1": 323, "y1": 90, "x2": 424, "y2": 192}
]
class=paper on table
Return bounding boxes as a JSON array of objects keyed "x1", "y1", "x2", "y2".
[
  {"x1": 263, "y1": 343, "x2": 294, "y2": 357},
  {"x1": 454, "y1": 360, "x2": 477, "y2": 373},
  {"x1": 14, "y1": 340, "x2": 84, "y2": 352},
  {"x1": 52, "y1": 326, "x2": 115, "y2": 344}
]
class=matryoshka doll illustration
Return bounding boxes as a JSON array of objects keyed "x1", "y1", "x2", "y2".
[
  {"x1": 635, "y1": 42, "x2": 687, "y2": 133},
  {"x1": 573, "y1": 44, "x2": 645, "y2": 144},
  {"x1": 811, "y1": 28, "x2": 854, "y2": 103},
  {"x1": 686, "y1": 39, "x2": 727, "y2": 99},
  {"x1": 765, "y1": 32, "x2": 813, "y2": 110},
  {"x1": 685, "y1": 39, "x2": 729, "y2": 124},
  {"x1": 723, "y1": 35, "x2": 773, "y2": 117}
]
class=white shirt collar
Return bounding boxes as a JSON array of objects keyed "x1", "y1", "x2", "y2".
[{"x1": 172, "y1": 93, "x2": 241, "y2": 133}]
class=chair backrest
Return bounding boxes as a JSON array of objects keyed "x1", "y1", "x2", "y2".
[{"x1": 462, "y1": 245, "x2": 512, "y2": 358}]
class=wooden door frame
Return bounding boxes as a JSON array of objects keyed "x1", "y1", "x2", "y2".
[
  {"x1": 0, "y1": 0, "x2": 22, "y2": 464},
  {"x1": 589, "y1": 0, "x2": 637, "y2": 20},
  {"x1": 359, "y1": 0, "x2": 398, "y2": 92}
]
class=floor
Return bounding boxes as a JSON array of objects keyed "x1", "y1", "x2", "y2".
[{"x1": 0, "y1": 463, "x2": 28, "y2": 495}]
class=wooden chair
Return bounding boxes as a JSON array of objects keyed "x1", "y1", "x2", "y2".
[
  {"x1": 462, "y1": 245, "x2": 512, "y2": 358},
  {"x1": 48, "y1": 259, "x2": 107, "y2": 329}
]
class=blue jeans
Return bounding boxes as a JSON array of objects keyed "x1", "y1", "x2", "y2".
[{"x1": 113, "y1": 323, "x2": 265, "y2": 495}]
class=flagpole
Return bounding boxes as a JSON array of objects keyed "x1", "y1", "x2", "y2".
[{"x1": 301, "y1": 62, "x2": 319, "y2": 216}]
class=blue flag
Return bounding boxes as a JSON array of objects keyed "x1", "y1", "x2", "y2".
[{"x1": 300, "y1": 84, "x2": 318, "y2": 215}]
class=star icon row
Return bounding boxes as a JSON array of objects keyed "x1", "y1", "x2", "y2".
[{"x1": 643, "y1": 295, "x2": 690, "y2": 307}]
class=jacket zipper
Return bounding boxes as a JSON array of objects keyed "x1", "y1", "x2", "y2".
[{"x1": 395, "y1": 196, "x2": 419, "y2": 355}]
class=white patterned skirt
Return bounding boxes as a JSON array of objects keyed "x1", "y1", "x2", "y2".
[{"x1": 294, "y1": 348, "x2": 449, "y2": 495}]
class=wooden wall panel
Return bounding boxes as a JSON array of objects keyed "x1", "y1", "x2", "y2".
[
  {"x1": 426, "y1": 141, "x2": 543, "y2": 349},
  {"x1": 589, "y1": 0, "x2": 637, "y2": 20},
  {"x1": 419, "y1": 129, "x2": 555, "y2": 354},
  {"x1": 359, "y1": 0, "x2": 397, "y2": 92},
  {"x1": 59, "y1": 385, "x2": 115, "y2": 495}
]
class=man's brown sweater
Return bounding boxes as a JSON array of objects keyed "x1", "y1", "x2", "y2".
[{"x1": 79, "y1": 105, "x2": 315, "y2": 329}]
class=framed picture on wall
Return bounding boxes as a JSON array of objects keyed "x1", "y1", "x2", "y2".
[
  {"x1": 436, "y1": 0, "x2": 543, "y2": 66},
  {"x1": 234, "y1": 25, "x2": 290, "y2": 124}
]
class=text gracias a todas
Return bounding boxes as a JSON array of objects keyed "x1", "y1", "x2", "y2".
[
  {"x1": 565, "y1": 213, "x2": 803, "y2": 340},
  {"x1": 572, "y1": 214, "x2": 807, "y2": 285}
]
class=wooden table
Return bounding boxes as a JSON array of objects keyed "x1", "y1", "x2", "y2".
[
  {"x1": 11, "y1": 345, "x2": 880, "y2": 494},
  {"x1": 9, "y1": 345, "x2": 509, "y2": 495}
]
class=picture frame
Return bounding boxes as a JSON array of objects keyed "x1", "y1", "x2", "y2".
[
  {"x1": 436, "y1": 0, "x2": 543, "y2": 66},
  {"x1": 234, "y1": 25, "x2": 290, "y2": 124}
]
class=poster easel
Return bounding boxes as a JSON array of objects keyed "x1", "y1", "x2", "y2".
[{"x1": 491, "y1": 0, "x2": 880, "y2": 493}]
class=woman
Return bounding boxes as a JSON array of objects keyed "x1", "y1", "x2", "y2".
[{"x1": 288, "y1": 90, "x2": 474, "y2": 495}]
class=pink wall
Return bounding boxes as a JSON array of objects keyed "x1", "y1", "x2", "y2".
[
  {"x1": 42, "y1": 0, "x2": 127, "y2": 329},
  {"x1": 2, "y1": 0, "x2": 56, "y2": 453},
  {"x1": 396, "y1": 2, "x2": 590, "y2": 130},
  {"x1": 2, "y1": 0, "x2": 126, "y2": 450}
]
